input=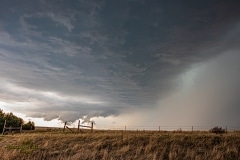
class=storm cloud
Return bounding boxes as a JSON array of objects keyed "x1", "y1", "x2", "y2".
[{"x1": 0, "y1": 0, "x2": 240, "y2": 126}]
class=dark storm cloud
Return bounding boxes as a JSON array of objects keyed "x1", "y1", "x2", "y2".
[{"x1": 0, "y1": 0, "x2": 240, "y2": 123}]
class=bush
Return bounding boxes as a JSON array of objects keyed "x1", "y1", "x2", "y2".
[
  {"x1": 22, "y1": 121, "x2": 35, "y2": 130},
  {"x1": 209, "y1": 126, "x2": 225, "y2": 134}
]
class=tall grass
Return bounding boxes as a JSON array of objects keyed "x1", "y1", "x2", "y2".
[{"x1": 0, "y1": 130, "x2": 239, "y2": 160}]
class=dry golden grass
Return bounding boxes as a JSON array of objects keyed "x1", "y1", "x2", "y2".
[{"x1": 0, "y1": 129, "x2": 240, "y2": 160}]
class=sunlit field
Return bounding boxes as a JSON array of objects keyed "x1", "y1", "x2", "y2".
[{"x1": 1, "y1": 128, "x2": 240, "y2": 160}]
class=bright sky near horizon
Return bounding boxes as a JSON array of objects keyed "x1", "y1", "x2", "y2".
[{"x1": 1, "y1": 0, "x2": 240, "y2": 129}]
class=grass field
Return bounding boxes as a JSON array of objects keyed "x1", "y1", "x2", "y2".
[{"x1": 0, "y1": 128, "x2": 240, "y2": 160}]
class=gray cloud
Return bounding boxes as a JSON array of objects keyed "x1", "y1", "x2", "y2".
[
  {"x1": 0, "y1": 0, "x2": 240, "y2": 125},
  {"x1": 151, "y1": 52, "x2": 240, "y2": 126}
]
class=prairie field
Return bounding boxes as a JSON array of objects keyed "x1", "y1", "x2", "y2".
[{"x1": 0, "y1": 129, "x2": 240, "y2": 160}]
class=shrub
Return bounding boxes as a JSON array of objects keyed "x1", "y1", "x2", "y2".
[
  {"x1": 22, "y1": 121, "x2": 35, "y2": 130},
  {"x1": 209, "y1": 126, "x2": 225, "y2": 134}
]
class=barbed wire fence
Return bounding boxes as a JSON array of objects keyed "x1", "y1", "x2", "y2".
[{"x1": 92, "y1": 125, "x2": 240, "y2": 132}]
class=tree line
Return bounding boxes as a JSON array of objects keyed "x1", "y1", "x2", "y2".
[{"x1": 0, "y1": 109, "x2": 35, "y2": 132}]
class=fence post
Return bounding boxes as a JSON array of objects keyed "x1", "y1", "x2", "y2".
[
  {"x1": 77, "y1": 120, "x2": 80, "y2": 133},
  {"x1": 2, "y1": 120, "x2": 6, "y2": 135},
  {"x1": 159, "y1": 126, "x2": 160, "y2": 132},
  {"x1": 20, "y1": 123, "x2": 23, "y2": 133},
  {"x1": 192, "y1": 126, "x2": 193, "y2": 133},
  {"x1": 125, "y1": 126, "x2": 126, "y2": 132},
  {"x1": 63, "y1": 121, "x2": 67, "y2": 133},
  {"x1": 91, "y1": 122, "x2": 93, "y2": 132}
]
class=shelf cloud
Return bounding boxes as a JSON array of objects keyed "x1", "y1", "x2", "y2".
[{"x1": 0, "y1": 0, "x2": 240, "y2": 126}]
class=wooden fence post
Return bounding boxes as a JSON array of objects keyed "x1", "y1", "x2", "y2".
[
  {"x1": 91, "y1": 122, "x2": 93, "y2": 132},
  {"x1": 20, "y1": 123, "x2": 23, "y2": 133},
  {"x1": 77, "y1": 120, "x2": 80, "y2": 133},
  {"x1": 63, "y1": 121, "x2": 67, "y2": 133},
  {"x1": 2, "y1": 120, "x2": 6, "y2": 135}
]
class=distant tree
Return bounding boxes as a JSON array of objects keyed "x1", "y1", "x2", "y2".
[
  {"x1": 5, "y1": 112, "x2": 23, "y2": 127},
  {"x1": 22, "y1": 120, "x2": 35, "y2": 130},
  {"x1": 0, "y1": 109, "x2": 5, "y2": 131},
  {"x1": 0, "y1": 109, "x2": 35, "y2": 132}
]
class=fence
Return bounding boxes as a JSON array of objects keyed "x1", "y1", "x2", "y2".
[
  {"x1": 63, "y1": 120, "x2": 94, "y2": 133},
  {"x1": 2, "y1": 120, "x2": 22, "y2": 135},
  {"x1": 93, "y1": 125, "x2": 238, "y2": 133}
]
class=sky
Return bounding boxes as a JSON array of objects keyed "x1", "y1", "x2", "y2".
[{"x1": 0, "y1": 0, "x2": 240, "y2": 129}]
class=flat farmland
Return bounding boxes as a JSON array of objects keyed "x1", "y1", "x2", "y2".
[{"x1": 0, "y1": 130, "x2": 240, "y2": 160}]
